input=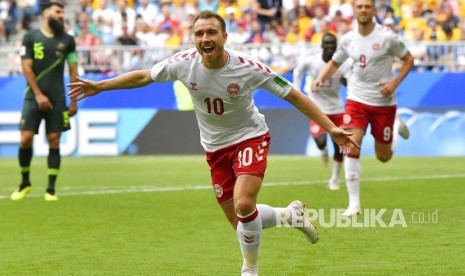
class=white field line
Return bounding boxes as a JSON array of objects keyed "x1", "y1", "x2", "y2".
[{"x1": 1, "y1": 173, "x2": 464, "y2": 200}]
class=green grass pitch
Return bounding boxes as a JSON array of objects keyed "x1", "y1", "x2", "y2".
[{"x1": 1, "y1": 156, "x2": 464, "y2": 275}]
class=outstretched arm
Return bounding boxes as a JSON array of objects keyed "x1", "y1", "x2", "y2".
[
  {"x1": 311, "y1": 60, "x2": 340, "y2": 93},
  {"x1": 284, "y1": 88, "x2": 360, "y2": 153},
  {"x1": 67, "y1": 69, "x2": 153, "y2": 100}
]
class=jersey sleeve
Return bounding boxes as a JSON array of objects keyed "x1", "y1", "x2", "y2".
[
  {"x1": 239, "y1": 55, "x2": 292, "y2": 98},
  {"x1": 20, "y1": 32, "x2": 33, "y2": 60},
  {"x1": 259, "y1": 71, "x2": 293, "y2": 98},
  {"x1": 387, "y1": 33, "x2": 409, "y2": 59},
  {"x1": 150, "y1": 58, "x2": 178, "y2": 82},
  {"x1": 66, "y1": 36, "x2": 78, "y2": 64},
  {"x1": 332, "y1": 35, "x2": 349, "y2": 64}
]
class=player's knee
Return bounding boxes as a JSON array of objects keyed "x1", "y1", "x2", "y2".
[
  {"x1": 314, "y1": 135, "x2": 327, "y2": 150},
  {"x1": 234, "y1": 197, "x2": 256, "y2": 216},
  {"x1": 20, "y1": 136, "x2": 33, "y2": 148},
  {"x1": 47, "y1": 135, "x2": 61, "y2": 147},
  {"x1": 376, "y1": 152, "x2": 393, "y2": 163}
]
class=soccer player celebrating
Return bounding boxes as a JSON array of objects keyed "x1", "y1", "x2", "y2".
[
  {"x1": 312, "y1": 0, "x2": 414, "y2": 216},
  {"x1": 11, "y1": 1, "x2": 78, "y2": 201},
  {"x1": 68, "y1": 10, "x2": 359, "y2": 276},
  {"x1": 293, "y1": 33, "x2": 352, "y2": 190}
]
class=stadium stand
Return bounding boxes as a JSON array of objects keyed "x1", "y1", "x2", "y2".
[{"x1": 0, "y1": 0, "x2": 464, "y2": 75}]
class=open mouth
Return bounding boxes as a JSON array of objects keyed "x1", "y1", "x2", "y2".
[{"x1": 203, "y1": 46, "x2": 214, "y2": 54}]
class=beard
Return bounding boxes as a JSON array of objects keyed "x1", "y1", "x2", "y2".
[
  {"x1": 48, "y1": 17, "x2": 64, "y2": 35},
  {"x1": 322, "y1": 49, "x2": 335, "y2": 63}
]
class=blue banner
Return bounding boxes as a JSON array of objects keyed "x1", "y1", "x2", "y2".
[{"x1": 1, "y1": 72, "x2": 464, "y2": 157}]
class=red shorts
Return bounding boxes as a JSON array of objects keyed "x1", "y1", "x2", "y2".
[
  {"x1": 205, "y1": 133, "x2": 271, "y2": 204},
  {"x1": 342, "y1": 99, "x2": 396, "y2": 144},
  {"x1": 309, "y1": 113, "x2": 343, "y2": 138}
]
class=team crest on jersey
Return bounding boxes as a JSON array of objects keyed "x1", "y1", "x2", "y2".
[
  {"x1": 213, "y1": 184, "x2": 223, "y2": 198},
  {"x1": 372, "y1": 43, "x2": 380, "y2": 51},
  {"x1": 57, "y1": 42, "x2": 65, "y2": 50},
  {"x1": 227, "y1": 83, "x2": 240, "y2": 96},
  {"x1": 343, "y1": 114, "x2": 352, "y2": 125},
  {"x1": 56, "y1": 42, "x2": 65, "y2": 57},
  {"x1": 189, "y1": 82, "x2": 198, "y2": 91}
]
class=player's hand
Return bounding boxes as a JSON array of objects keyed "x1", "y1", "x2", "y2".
[
  {"x1": 328, "y1": 127, "x2": 360, "y2": 154},
  {"x1": 379, "y1": 81, "x2": 397, "y2": 97},
  {"x1": 67, "y1": 77, "x2": 100, "y2": 101},
  {"x1": 311, "y1": 79, "x2": 323, "y2": 93},
  {"x1": 35, "y1": 94, "x2": 53, "y2": 112}
]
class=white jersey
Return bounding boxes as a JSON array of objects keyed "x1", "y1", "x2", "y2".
[
  {"x1": 332, "y1": 23, "x2": 408, "y2": 106},
  {"x1": 293, "y1": 53, "x2": 351, "y2": 114},
  {"x1": 151, "y1": 48, "x2": 293, "y2": 152}
]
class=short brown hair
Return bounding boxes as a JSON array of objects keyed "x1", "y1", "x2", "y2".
[
  {"x1": 192, "y1": 10, "x2": 226, "y2": 33},
  {"x1": 41, "y1": 1, "x2": 64, "y2": 12}
]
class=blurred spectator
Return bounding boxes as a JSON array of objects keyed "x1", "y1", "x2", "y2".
[
  {"x1": 334, "y1": 18, "x2": 351, "y2": 38},
  {"x1": 92, "y1": 0, "x2": 136, "y2": 10},
  {"x1": 383, "y1": 16, "x2": 397, "y2": 32},
  {"x1": 117, "y1": 22, "x2": 137, "y2": 45},
  {"x1": 225, "y1": 6, "x2": 238, "y2": 32},
  {"x1": 136, "y1": 0, "x2": 159, "y2": 27},
  {"x1": 329, "y1": 0, "x2": 353, "y2": 20},
  {"x1": 435, "y1": 1, "x2": 459, "y2": 28},
  {"x1": 92, "y1": 0, "x2": 114, "y2": 25},
  {"x1": 162, "y1": 22, "x2": 181, "y2": 48},
  {"x1": 285, "y1": 19, "x2": 302, "y2": 44},
  {"x1": 181, "y1": 22, "x2": 194, "y2": 44},
  {"x1": 7, "y1": 38, "x2": 21, "y2": 75},
  {"x1": 409, "y1": 28, "x2": 427, "y2": 71},
  {"x1": 77, "y1": 23, "x2": 105, "y2": 73},
  {"x1": 217, "y1": 0, "x2": 241, "y2": 21},
  {"x1": 329, "y1": 10, "x2": 347, "y2": 34},
  {"x1": 424, "y1": 18, "x2": 446, "y2": 41},
  {"x1": 116, "y1": 21, "x2": 141, "y2": 72},
  {"x1": 247, "y1": 19, "x2": 265, "y2": 43},
  {"x1": 309, "y1": 5, "x2": 326, "y2": 34},
  {"x1": 376, "y1": 0, "x2": 394, "y2": 24},
  {"x1": 154, "y1": 2, "x2": 180, "y2": 35},
  {"x1": 308, "y1": 0, "x2": 329, "y2": 18},
  {"x1": 295, "y1": 5, "x2": 312, "y2": 38},
  {"x1": 252, "y1": 0, "x2": 284, "y2": 33},
  {"x1": 179, "y1": 7, "x2": 196, "y2": 43},
  {"x1": 0, "y1": 17, "x2": 6, "y2": 42},
  {"x1": 78, "y1": 0, "x2": 93, "y2": 16},
  {"x1": 92, "y1": 0, "x2": 115, "y2": 45},
  {"x1": 17, "y1": 0, "x2": 35, "y2": 31},
  {"x1": 284, "y1": 0, "x2": 303, "y2": 26},
  {"x1": 113, "y1": 0, "x2": 137, "y2": 38},
  {"x1": 398, "y1": 6, "x2": 427, "y2": 40},
  {"x1": 173, "y1": 0, "x2": 195, "y2": 22},
  {"x1": 310, "y1": 19, "x2": 331, "y2": 45},
  {"x1": 0, "y1": 0, "x2": 18, "y2": 42},
  {"x1": 227, "y1": 18, "x2": 250, "y2": 44},
  {"x1": 74, "y1": 11, "x2": 99, "y2": 38},
  {"x1": 425, "y1": 32, "x2": 446, "y2": 71},
  {"x1": 262, "y1": 21, "x2": 280, "y2": 43},
  {"x1": 198, "y1": 0, "x2": 219, "y2": 12},
  {"x1": 454, "y1": 28, "x2": 465, "y2": 72}
]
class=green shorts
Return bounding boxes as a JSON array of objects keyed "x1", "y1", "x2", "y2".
[{"x1": 19, "y1": 98, "x2": 71, "y2": 134}]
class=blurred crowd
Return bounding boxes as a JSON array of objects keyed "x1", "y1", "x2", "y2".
[{"x1": 2, "y1": 0, "x2": 465, "y2": 74}]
